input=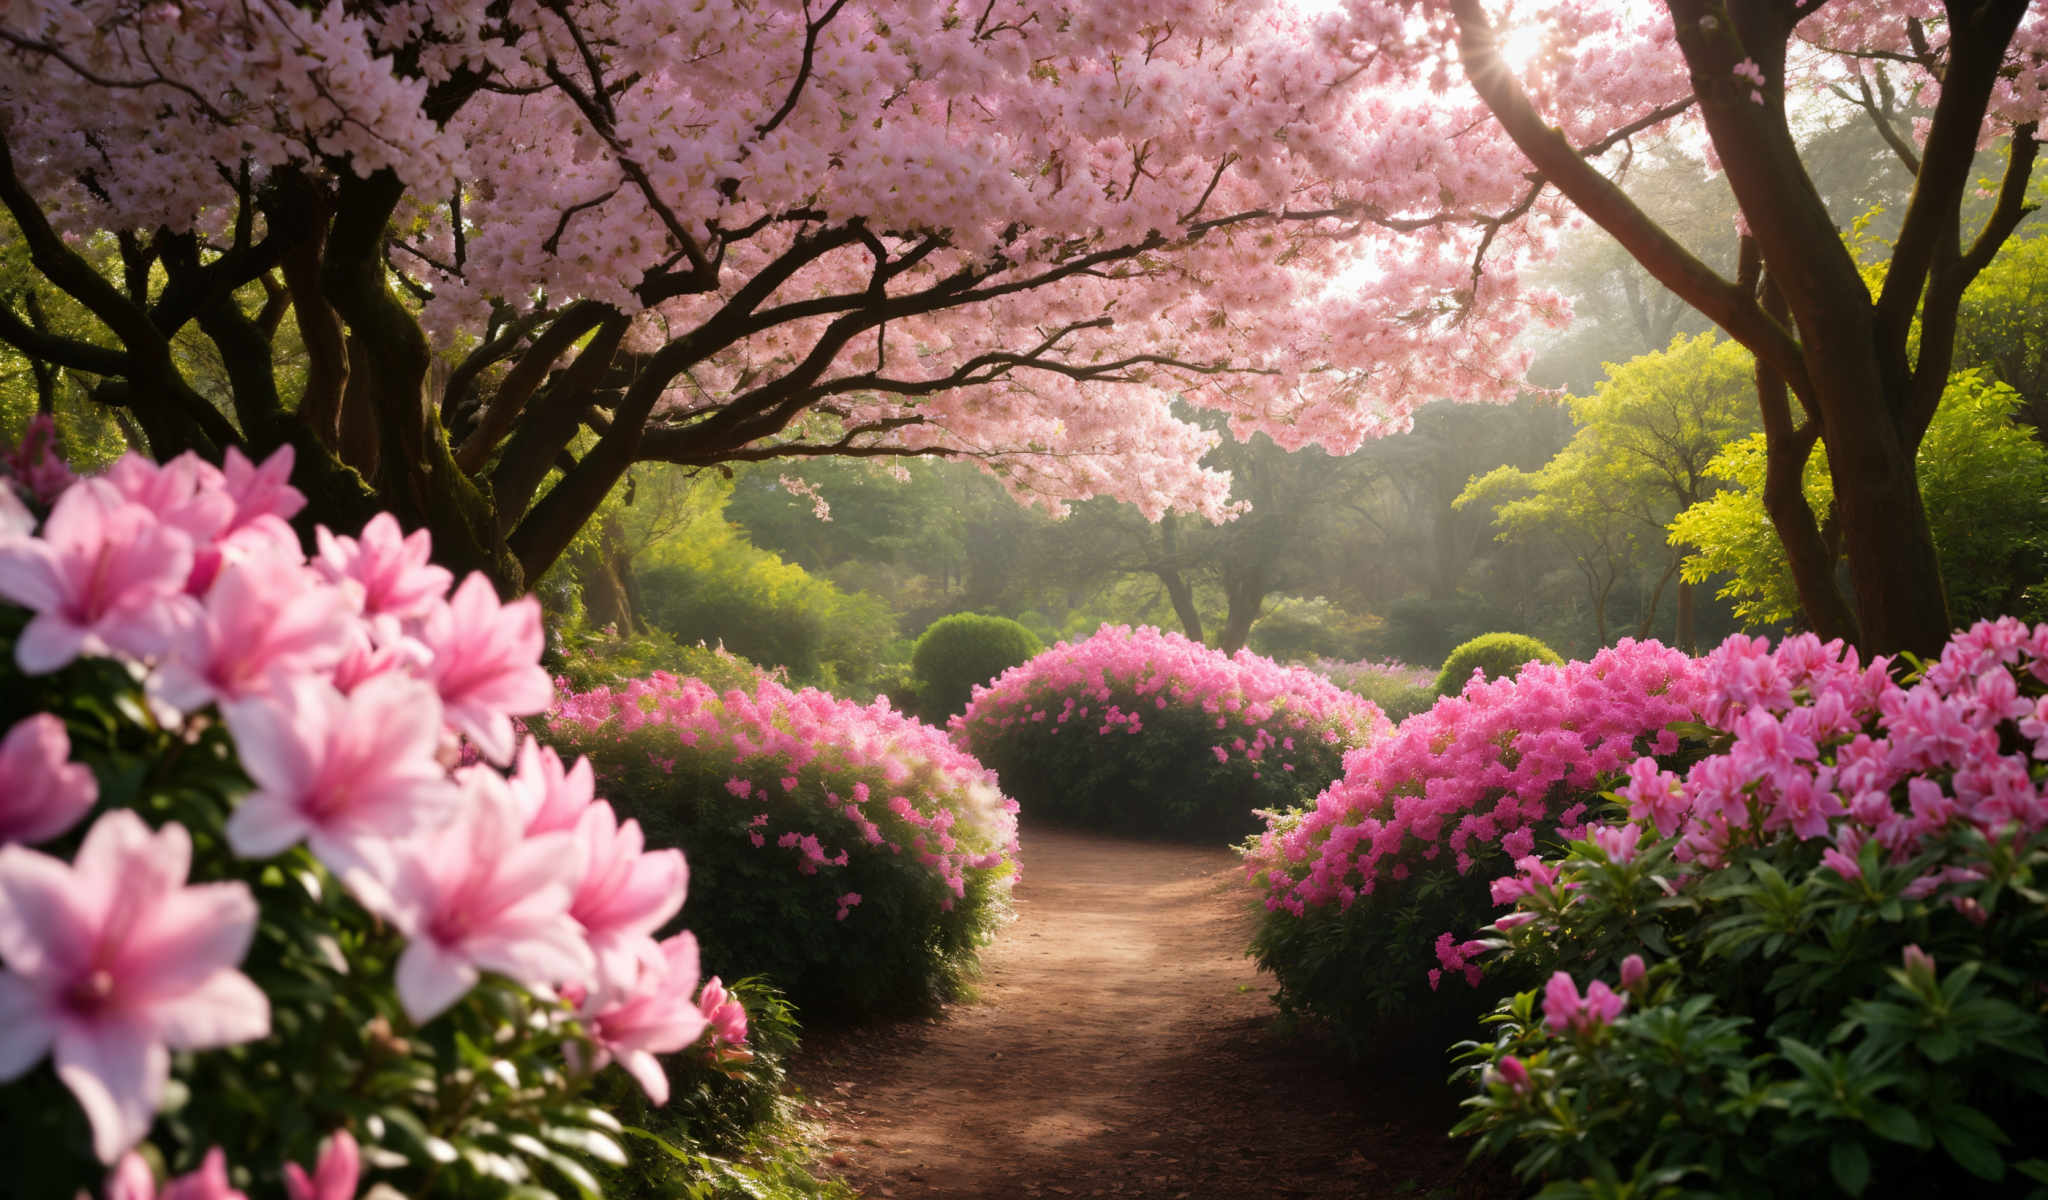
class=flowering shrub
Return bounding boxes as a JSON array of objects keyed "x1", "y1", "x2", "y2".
[
  {"x1": 1243, "y1": 640, "x2": 1706, "y2": 1051},
  {"x1": 548, "y1": 673, "x2": 1019, "y2": 1020},
  {"x1": 955, "y1": 625, "x2": 1387, "y2": 840},
  {"x1": 1454, "y1": 625, "x2": 2048, "y2": 1197},
  {"x1": 0, "y1": 429, "x2": 754, "y2": 1198},
  {"x1": 1306, "y1": 656, "x2": 1438, "y2": 723}
]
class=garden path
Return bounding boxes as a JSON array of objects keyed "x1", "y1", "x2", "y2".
[{"x1": 790, "y1": 826, "x2": 1501, "y2": 1199}]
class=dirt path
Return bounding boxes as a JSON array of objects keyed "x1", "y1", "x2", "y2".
[{"x1": 790, "y1": 826, "x2": 1505, "y2": 1200}]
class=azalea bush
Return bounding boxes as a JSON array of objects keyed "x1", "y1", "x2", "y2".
[
  {"x1": 548, "y1": 673, "x2": 1019, "y2": 1021},
  {"x1": 955, "y1": 624, "x2": 1387, "y2": 840},
  {"x1": 0, "y1": 425, "x2": 766, "y2": 1199},
  {"x1": 1454, "y1": 625, "x2": 2048, "y2": 1198},
  {"x1": 1243, "y1": 640, "x2": 1707, "y2": 1053}
]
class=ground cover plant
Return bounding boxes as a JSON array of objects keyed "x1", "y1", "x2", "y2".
[
  {"x1": 1244, "y1": 639, "x2": 1708, "y2": 1053},
  {"x1": 0, "y1": 429, "x2": 777, "y2": 1198},
  {"x1": 1453, "y1": 624, "x2": 2048, "y2": 1198},
  {"x1": 548, "y1": 674, "x2": 1019, "y2": 1021},
  {"x1": 957, "y1": 624, "x2": 1387, "y2": 840}
]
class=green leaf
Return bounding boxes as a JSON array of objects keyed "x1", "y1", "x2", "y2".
[
  {"x1": 1830, "y1": 1140, "x2": 1871, "y2": 1197},
  {"x1": 1937, "y1": 1124, "x2": 2007, "y2": 1182},
  {"x1": 1862, "y1": 1105, "x2": 1929, "y2": 1148}
]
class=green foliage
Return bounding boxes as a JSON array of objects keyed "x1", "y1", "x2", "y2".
[
  {"x1": 1454, "y1": 826, "x2": 2048, "y2": 1200},
  {"x1": 1370, "y1": 591, "x2": 1520, "y2": 667},
  {"x1": 909, "y1": 612, "x2": 1043, "y2": 721},
  {"x1": 635, "y1": 525, "x2": 898, "y2": 697},
  {"x1": 1672, "y1": 371, "x2": 2048, "y2": 629},
  {"x1": 1433, "y1": 632, "x2": 1564, "y2": 695},
  {"x1": 1246, "y1": 596, "x2": 1380, "y2": 663}
]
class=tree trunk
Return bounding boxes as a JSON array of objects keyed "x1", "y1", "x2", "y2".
[
  {"x1": 1157, "y1": 568, "x2": 1205, "y2": 645},
  {"x1": 1675, "y1": 576, "x2": 1696, "y2": 654},
  {"x1": 1218, "y1": 572, "x2": 1266, "y2": 655}
]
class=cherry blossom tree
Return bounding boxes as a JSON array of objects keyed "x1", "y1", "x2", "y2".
[
  {"x1": 0, "y1": 0, "x2": 1547, "y2": 593},
  {"x1": 1383, "y1": 0, "x2": 2044, "y2": 654}
]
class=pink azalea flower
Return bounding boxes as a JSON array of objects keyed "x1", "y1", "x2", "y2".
[
  {"x1": 0, "y1": 478, "x2": 198, "y2": 673},
  {"x1": 219, "y1": 445, "x2": 305, "y2": 532},
  {"x1": 1589, "y1": 822, "x2": 1640, "y2": 865},
  {"x1": 283, "y1": 1129, "x2": 360, "y2": 1200},
  {"x1": 1493, "y1": 1053, "x2": 1531, "y2": 1094},
  {"x1": 1542, "y1": 971, "x2": 1627, "y2": 1036},
  {"x1": 106, "y1": 1147, "x2": 248, "y2": 1200},
  {"x1": 3, "y1": 413, "x2": 77, "y2": 506},
  {"x1": 351, "y1": 768, "x2": 593, "y2": 1023},
  {"x1": 0, "y1": 713, "x2": 97, "y2": 846},
  {"x1": 418, "y1": 573, "x2": 554, "y2": 764},
  {"x1": 569, "y1": 801, "x2": 687, "y2": 989},
  {"x1": 1619, "y1": 954, "x2": 1646, "y2": 993},
  {"x1": 0, "y1": 811, "x2": 268, "y2": 1162},
  {"x1": 219, "y1": 673, "x2": 463, "y2": 876},
  {"x1": 313, "y1": 513, "x2": 452, "y2": 639},
  {"x1": 508, "y1": 738, "x2": 597, "y2": 836},
  {"x1": 152, "y1": 560, "x2": 355, "y2": 713},
  {"x1": 102, "y1": 453, "x2": 232, "y2": 546},
  {"x1": 579, "y1": 932, "x2": 708, "y2": 1104},
  {"x1": 696, "y1": 975, "x2": 749, "y2": 1050}
]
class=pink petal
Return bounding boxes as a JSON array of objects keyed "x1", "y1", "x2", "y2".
[
  {"x1": 148, "y1": 968, "x2": 270, "y2": 1052},
  {"x1": 0, "y1": 842, "x2": 96, "y2": 976},
  {"x1": 0, "y1": 970, "x2": 53, "y2": 1080},
  {"x1": 619, "y1": 1049, "x2": 669, "y2": 1106},
  {"x1": 54, "y1": 1018, "x2": 170, "y2": 1163},
  {"x1": 396, "y1": 937, "x2": 479, "y2": 1025}
]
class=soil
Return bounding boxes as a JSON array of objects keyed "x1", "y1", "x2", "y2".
[{"x1": 789, "y1": 825, "x2": 1513, "y2": 1200}]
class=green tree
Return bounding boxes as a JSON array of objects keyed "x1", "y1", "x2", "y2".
[
  {"x1": 1460, "y1": 334, "x2": 1757, "y2": 649},
  {"x1": 1671, "y1": 371, "x2": 2048, "y2": 630}
]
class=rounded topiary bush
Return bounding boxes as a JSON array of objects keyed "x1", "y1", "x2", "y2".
[
  {"x1": 954, "y1": 624, "x2": 1387, "y2": 840},
  {"x1": 549, "y1": 673, "x2": 1019, "y2": 1021},
  {"x1": 1244, "y1": 640, "x2": 1707, "y2": 1056},
  {"x1": 912, "y1": 612, "x2": 1044, "y2": 721},
  {"x1": 1433, "y1": 631, "x2": 1564, "y2": 695}
]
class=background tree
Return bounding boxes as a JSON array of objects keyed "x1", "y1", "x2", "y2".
[
  {"x1": 1671, "y1": 371, "x2": 2048, "y2": 629},
  {"x1": 1378, "y1": 0, "x2": 2047, "y2": 653},
  {"x1": 1461, "y1": 333, "x2": 1757, "y2": 650}
]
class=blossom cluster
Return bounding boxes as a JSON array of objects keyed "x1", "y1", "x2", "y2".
[
  {"x1": 551, "y1": 671, "x2": 1020, "y2": 912},
  {"x1": 0, "y1": 434, "x2": 736, "y2": 1192},
  {"x1": 1577, "y1": 624, "x2": 2048, "y2": 893},
  {"x1": 1247, "y1": 639, "x2": 1707, "y2": 918},
  {"x1": 958, "y1": 624, "x2": 1385, "y2": 776}
]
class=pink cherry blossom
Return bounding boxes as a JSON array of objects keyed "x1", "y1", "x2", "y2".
[
  {"x1": 351, "y1": 768, "x2": 593, "y2": 1024},
  {"x1": 578, "y1": 932, "x2": 708, "y2": 1105},
  {"x1": 283, "y1": 1129, "x2": 360, "y2": 1200},
  {"x1": 0, "y1": 712, "x2": 96, "y2": 846},
  {"x1": 218, "y1": 673, "x2": 463, "y2": 876},
  {"x1": 418, "y1": 573, "x2": 554, "y2": 764},
  {"x1": 0, "y1": 811, "x2": 268, "y2": 1162},
  {"x1": 0, "y1": 476, "x2": 31, "y2": 538},
  {"x1": 0, "y1": 477, "x2": 198, "y2": 673}
]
